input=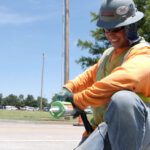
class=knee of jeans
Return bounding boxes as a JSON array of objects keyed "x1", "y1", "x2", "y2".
[
  {"x1": 105, "y1": 90, "x2": 148, "y2": 125},
  {"x1": 110, "y1": 90, "x2": 137, "y2": 112}
]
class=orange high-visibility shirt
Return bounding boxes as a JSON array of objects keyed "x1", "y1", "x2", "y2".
[{"x1": 65, "y1": 42, "x2": 150, "y2": 110}]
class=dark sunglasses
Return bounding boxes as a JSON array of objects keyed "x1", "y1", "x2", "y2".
[{"x1": 104, "y1": 27, "x2": 124, "y2": 33}]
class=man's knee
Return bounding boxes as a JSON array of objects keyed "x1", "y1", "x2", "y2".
[
  {"x1": 105, "y1": 90, "x2": 147, "y2": 122},
  {"x1": 110, "y1": 90, "x2": 137, "y2": 110}
]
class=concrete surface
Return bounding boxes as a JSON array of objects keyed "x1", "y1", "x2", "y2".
[{"x1": 0, "y1": 120, "x2": 84, "y2": 150}]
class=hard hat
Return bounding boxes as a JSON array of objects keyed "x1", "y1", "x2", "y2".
[{"x1": 97, "y1": 0, "x2": 144, "y2": 29}]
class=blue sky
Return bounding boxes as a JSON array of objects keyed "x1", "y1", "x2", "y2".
[{"x1": 0, "y1": 0, "x2": 100, "y2": 101}]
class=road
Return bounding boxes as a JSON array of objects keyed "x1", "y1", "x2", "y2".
[{"x1": 0, "y1": 120, "x2": 84, "y2": 150}]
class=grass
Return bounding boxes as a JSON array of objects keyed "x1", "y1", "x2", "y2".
[
  {"x1": 0, "y1": 110, "x2": 72, "y2": 122},
  {"x1": 0, "y1": 110, "x2": 92, "y2": 125},
  {"x1": 0, "y1": 110, "x2": 50, "y2": 121}
]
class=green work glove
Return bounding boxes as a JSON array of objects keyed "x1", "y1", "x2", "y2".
[{"x1": 52, "y1": 87, "x2": 73, "y2": 102}]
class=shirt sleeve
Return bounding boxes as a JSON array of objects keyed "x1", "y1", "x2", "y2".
[{"x1": 64, "y1": 61, "x2": 100, "y2": 93}]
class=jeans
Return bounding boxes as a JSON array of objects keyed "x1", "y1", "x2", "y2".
[
  {"x1": 75, "y1": 90, "x2": 150, "y2": 150},
  {"x1": 104, "y1": 90, "x2": 150, "y2": 150}
]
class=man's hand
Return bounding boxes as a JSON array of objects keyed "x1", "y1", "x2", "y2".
[
  {"x1": 52, "y1": 87, "x2": 84, "y2": 118},
  {"x1": 52, "y1": 87, "x2": 73, "y2": 102},
  {"x1": 71, "y1": 103, "x2": 85, "y2": 118}
]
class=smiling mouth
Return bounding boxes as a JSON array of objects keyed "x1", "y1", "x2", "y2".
[{"x1": 111, "y1": 39, "x2": 118, "y2": 43}]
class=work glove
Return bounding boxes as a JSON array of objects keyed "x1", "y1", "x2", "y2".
[
  {"x1": 52, "y1": 87, "x2": 73, "y2": 102},
  {"x1": 71, "y1": 103, "x2": 85, "y2": 119},
  {"x1": 64, "y1": 94, "x2": 85, "y2": 119},
  {"x1": 52, "y1": 88, "x2": 85, "y2": 118}
]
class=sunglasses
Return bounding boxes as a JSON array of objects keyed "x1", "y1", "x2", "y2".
[{"x1": 104, "y1": 27, "x2": 124, "y2": 33}]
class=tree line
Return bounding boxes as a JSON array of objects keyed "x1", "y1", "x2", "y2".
[{"x1": 0, "y1": 93, "x2": 49, "y2": 109}]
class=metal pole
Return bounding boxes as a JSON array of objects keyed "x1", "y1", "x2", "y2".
[
  {"x1": 64, "y1": 0, "x2": 69, "y2": 84},
  {"x1": 40, "y1": 53, "x2": 45, "y2": 110}
]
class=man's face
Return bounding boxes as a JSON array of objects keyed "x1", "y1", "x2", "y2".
[{"x1": 104, "y1": 27, "x2": 130, "y2": 49}]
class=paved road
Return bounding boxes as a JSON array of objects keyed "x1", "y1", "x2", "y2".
[{"x1": 0, "y1": 120, "x2": 84, "y2": 150}]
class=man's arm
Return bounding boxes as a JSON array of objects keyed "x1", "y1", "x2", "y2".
[
  {"x1": 73, "y1": 47, "x2": 150, "y2": 110},
  {"x1": 64, "y1": 62, "x2": 100, "y2": 93}
]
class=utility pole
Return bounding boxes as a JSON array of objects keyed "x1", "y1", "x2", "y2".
[
  {"x1": 40, "y1": 53, "x2": 45, "y2": 110},
  {"x1": 64, "y1": 0, "x2": 69, "y2": 84}
]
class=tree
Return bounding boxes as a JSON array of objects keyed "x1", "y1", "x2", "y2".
[
  {"x1": 37, "y1": 97, "x2": 48, "y2": 108},
  {"x1": 3, "y1": 94, "x2": 20, "y2": 107},
  {"x1": 24, "y1": 95, "x2": 35, "y2": 106},
  {"x1": 18, "y1": 94, "x2": 24, "y2": 101},
  {"x1": 76, "y1": 0, "x2": 150, "y2": 69},
  {"x1": 0, "y1": 94, "x2": 50, "y2": 109},
  {"x1": 134, "y1": 0, "x2": 150, "y2": 42},
  {"x1": 76, "y1": 13, "x2": 108, "y2": 70},
  {"x1": 18, "y1": 94, "x2": 25, "y2": 107},
  {"x1": 0, "y1": 93, "x2": 3, "y2": 105}
]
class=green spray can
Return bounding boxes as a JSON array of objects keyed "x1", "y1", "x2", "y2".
[{"x1": 49, "y1": 101, "x2": 74, "y2": 119}]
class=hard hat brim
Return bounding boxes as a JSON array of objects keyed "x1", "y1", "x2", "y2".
[{"x1": 97, "y1": 11, "x2": 144, "y2": 29}]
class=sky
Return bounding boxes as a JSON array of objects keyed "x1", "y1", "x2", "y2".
[{"x1": 0, "y1": 0, "x2": 101, "y2": 102}]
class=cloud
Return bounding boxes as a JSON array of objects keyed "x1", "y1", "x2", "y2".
[
  {"x1": 0, "y1": 11, "x2": 50, "y2": 25},
  {"x1": 0, "y1": 2, "x2": 62, "y2": 25}
]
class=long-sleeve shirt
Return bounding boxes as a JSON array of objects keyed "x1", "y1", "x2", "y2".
[{"x1": 65, "y1": 41, "x2": 150, "y2": 110}]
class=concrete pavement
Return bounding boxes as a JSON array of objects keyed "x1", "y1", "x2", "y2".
[{"x1": 0, "y1": 120, "x2": 84, "y2": 150}]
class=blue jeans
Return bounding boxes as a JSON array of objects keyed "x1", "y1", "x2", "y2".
[
  {"x1": 75, "y1": 90, "x2": 150, "y2": 150},
  {"x1": 105, "y1": 90, "x2": 150, "y2": 150}
]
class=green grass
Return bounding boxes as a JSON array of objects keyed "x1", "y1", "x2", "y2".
[
  {"x1": 0, "y1": 110, "x2": 71, "y2": 122},
  {"x1": 0, "y1": 110, "x2": 92, "y2": 124},
  {"x1": 0, "y1": 110, "x2": 50, "y2": 121}
]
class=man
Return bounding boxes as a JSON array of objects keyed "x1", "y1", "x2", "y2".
[{"x1": 52, "y1": 0, "x2": 150, "y2": 149}]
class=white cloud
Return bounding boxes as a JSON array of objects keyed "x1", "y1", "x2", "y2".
[
  {"x1": 0, "y1": 3, "x2": 55, "y2": 25},
  {"x1": 0, "y1": 11, "x2": 50, "y2": 25}
]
